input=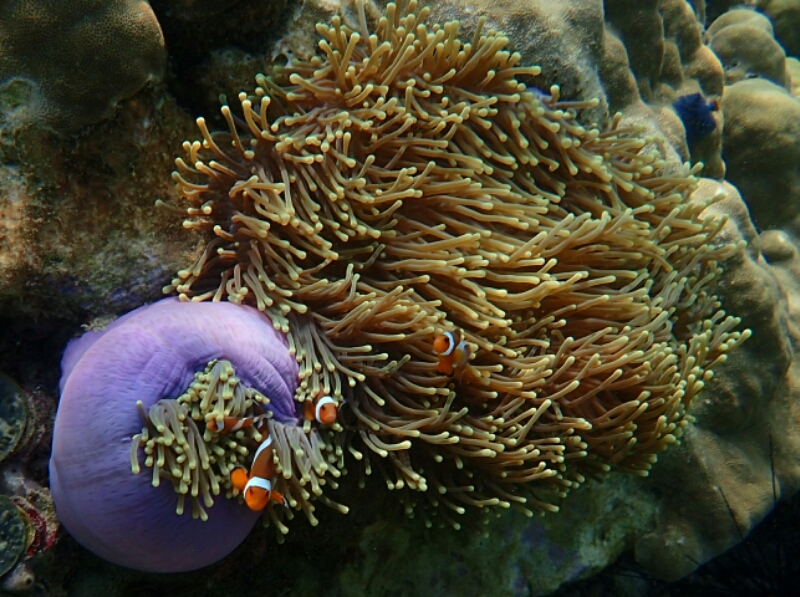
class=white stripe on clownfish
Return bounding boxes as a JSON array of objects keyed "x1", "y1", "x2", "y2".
[
  {"x1": 303, "y1": 392, "x2": 340, "y2": 426},
  {"x1": 252, "y1": 433, "x2": 273, "y2": 463},
  {"x1": 439, "y1": 331, "x2": 457, "y2": 356},
  {"x1": 206, "y1": 413, "x2": 269, "y2": 434}
]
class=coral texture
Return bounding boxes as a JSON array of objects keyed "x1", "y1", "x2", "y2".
[
  {"x1": 756, "y1": 0, "x2": 800, "y2": 58},
  {"x1": 0, "y1": 0, "x2": 166, "y2": 133},
  {"x1": 721, "y1": 78, "x2": 800, "y2": 234},
  {"x1": 0, "y1": 89, "x2": 196, "y2": 318},
  {"x1": 706, "y1": 7, "x2": 791, "y2": 87},
  {"x1": 164, "y1": 0, "x2": 748, "y2": 530},
  {"x1": 603, "y1": 0, "x2": 725, "y2": 177},
  {"x1": 49, "y1": 298, "x2": 298, "y2": 572},
  {"x1": 627, "y1": 3, "x2": 800, "y2": 581}
]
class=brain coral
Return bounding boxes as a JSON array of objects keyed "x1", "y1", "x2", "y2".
[
  {"x1": 49, "y1": 298, "x2": 300, "y2": 572},
  {"x1": 162, "y1": 0, "x2": 748, "y2": 528},
  {"x1": 0, "y1": 0, "x2": 166, "y2": 133}
]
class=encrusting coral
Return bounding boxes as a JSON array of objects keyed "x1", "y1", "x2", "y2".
[
  {"x1": 160, "y1": 0, "x2": 749, "y2": 528},
  {"x1": 0, "y1": 0, "x2": 165, "y2": 133}
]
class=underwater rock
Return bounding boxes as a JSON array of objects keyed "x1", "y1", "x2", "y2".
[
  {"x1": 0, "y1": 89, "x2": 197, "y2": 318},
  {"x1": 0, "y1": 0, "x2": 166, "y2": 134},
  {"x1": 1, "y1": 0, "x2": 798, "y2": 595},
  {"x1": 50, "y1": 298, "x2": 299, "y2": 572}
]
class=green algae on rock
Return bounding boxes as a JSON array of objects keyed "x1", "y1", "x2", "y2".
[
  {"x1": 0, "y1": 495, "x2": 32, "y2": 579},
  {"x1": 0, "y1": 374, "x2": 30, "y2": 464}
]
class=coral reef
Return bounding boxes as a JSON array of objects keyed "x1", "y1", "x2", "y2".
[
  {"x1": 634, "y1": 180, "x2": 797, "y2": 580},
  {"x1": 49, "y1": 298, "x2": 303, "y2": 572},
  {"x1": 0, "y1": 374, "x2": 59, "y2": 591},
  {"x1": 0, "y1": 0, "x2": 166, "y2": 133},
  {"x1": 624, "y1": 1, "x2": 800, "y2": 583},
  {"x1": 0, "y1": 495, "x2": 30, "y2": 585},
  {"x1": 0, "y1": 374, "x2": 29, "y2": 463},
  {"x1": 720, "y1": 78, "x2": 800, "y2": 234},
  {"x1": 0, "y1": 0, "x2": 798, "y2": 594}
]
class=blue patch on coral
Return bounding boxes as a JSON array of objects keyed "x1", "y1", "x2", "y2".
[{"x1": 673, "y1": 93, "x2": 719, "y2": 147}]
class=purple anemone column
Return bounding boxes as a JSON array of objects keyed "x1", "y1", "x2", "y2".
[{"x1": 50, "y1": 298, "x2": 299, "y2": 572}]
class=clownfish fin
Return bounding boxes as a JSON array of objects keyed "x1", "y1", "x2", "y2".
[
  {"x1": 270, "y1": 489, "x2": 287, "y2": 507},
  {"x1": 231, "y1": 466, "x2": 249, "y2": 492}
]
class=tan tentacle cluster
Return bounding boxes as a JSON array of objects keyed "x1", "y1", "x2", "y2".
[{"x1": 163, "y1": 0, "x2": 749, "y2": 525}]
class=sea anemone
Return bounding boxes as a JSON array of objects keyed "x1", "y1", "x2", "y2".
[
  {"x1": 163, "y1": 0, "x2": 749, "y2": 527},
  {"x1": 49, "y1": 298, "x2": 303, "y2": 572}
]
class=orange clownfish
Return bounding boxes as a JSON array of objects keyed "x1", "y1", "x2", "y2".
[
  {"x1": 433, "y1": 329, "x2": 471, "y2": 378},
  {"x1": 206, "y1": 413, "x2": 268, "y2": 434},
  {"x1": 230, "y1": 435, "x2": 286, "y2": 511},
  {"x1": 303, "y1": 393, "x2": 339, "y2": 426}
]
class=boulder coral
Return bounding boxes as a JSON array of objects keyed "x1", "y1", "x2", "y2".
[
  {"x1": 634, "y1": 180, "x2": 798, "y2": 580},
  {"x1": 756, "y1": 0, "x2": 800, "y2": 58},
  {"x1": 603, "y1": 0, "x2": 726, "y2": 177},
  {"x1": 0, "y1": 0, "x2": 166, "y2": 133},
  {"x1": 163, "y1": 0, "x2": 748, "y2": 533},
  {"x1": 705, "y1": 7, "x2": 791, "y2": 87},
  {"x1": 630, "y1": 1, "x2": 800, "y2": 582},
  {"x1": 720, "y1": 78, "x2": 800, "y2": 234}
]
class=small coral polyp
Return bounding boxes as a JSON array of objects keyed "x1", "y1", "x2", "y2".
[
  {"x1": 165, "y1": 0, "x2": 749, "y2": 525},
  {"x1": 131, "y1": 359, "x2": 343, "y2": 528}
]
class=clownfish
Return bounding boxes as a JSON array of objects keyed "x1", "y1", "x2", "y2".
[
  {"x1": 303, "y1": 392, "x2": 339, "y2": 426},
  {"x1": 433, "y1": 329, "x2": 471, "y2": 378},
  {"x1": 206, "y1": 413, "x2": 268, "y2": 434},
  {"x1": 230, "y1": 435, "x2": 286, "y2": 511}
]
